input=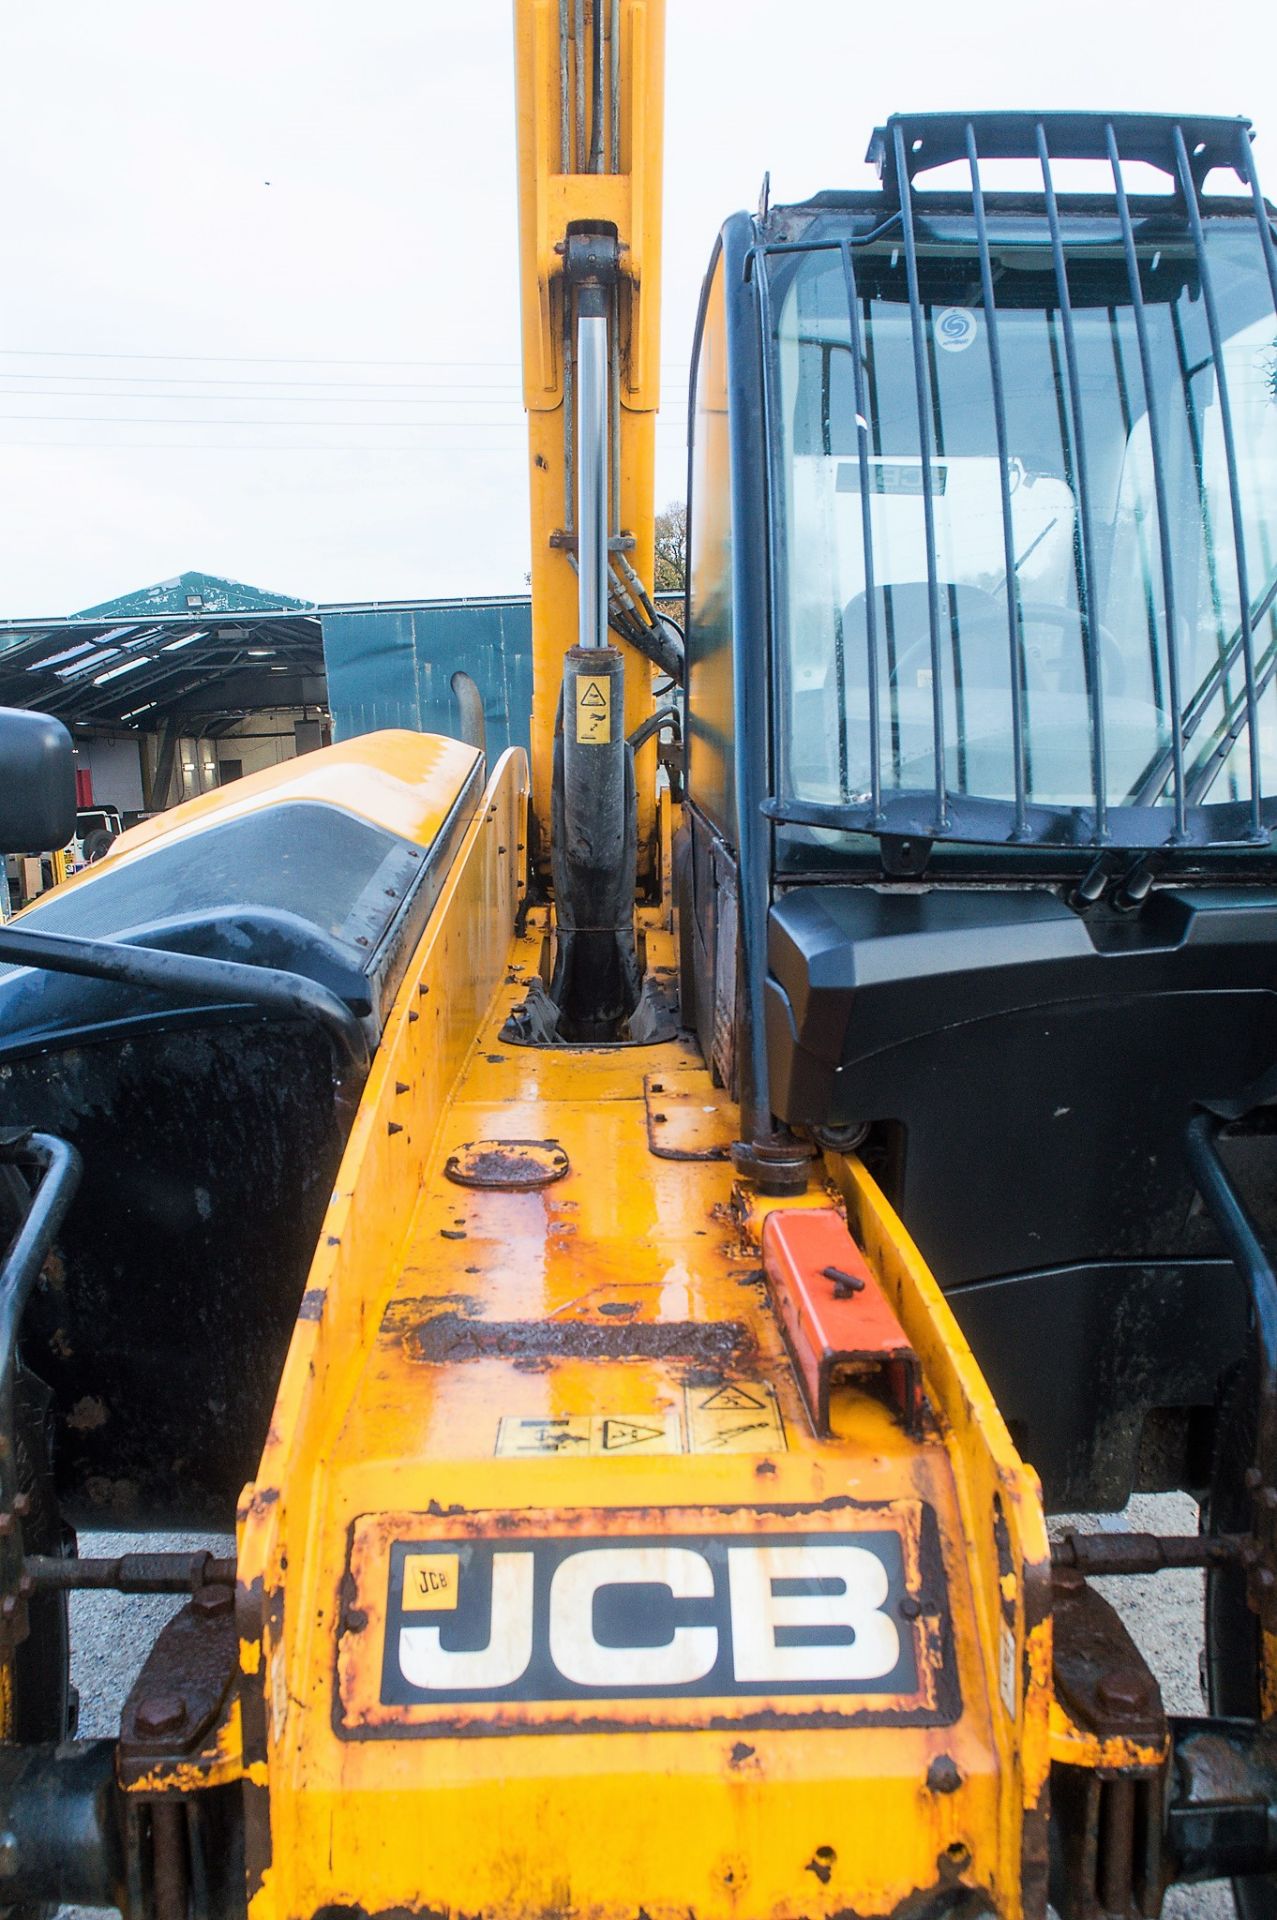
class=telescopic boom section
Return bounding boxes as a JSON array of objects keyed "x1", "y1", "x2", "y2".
[{"x1": 514, "y1": 0, "x2": 665, "y2": 883}]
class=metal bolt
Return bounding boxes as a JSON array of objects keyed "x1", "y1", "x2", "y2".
[
  {"x1": 1258, "y1": 1567, "x2": 1277, "y2": 1593},
  {"x1": 0, "y1": 1832, "x2": 18, "y2": 1879},
  {"x1": 927, "y1": 1754, "x2": 962, "y2": 1795},
  {"x1": 1261, "y1": 1487, "x2": 1277, "y2": 1512},
  {"x1": 191, "y1": 1583, "x2": 234, "y2": 1618},
  {"x1": 0, "y1": 1597, "x2": 18, "y2": 1621},
  {"x1": 135, "y1": 1693, "x2": 187, "y2": 1738},
  {"x1": 1096, "y1": 1667, "x2": 1150, "y2": 1713},
  {"x1": 11, "y1": 1495, "x2": 29, "y2": 1520},
  {"x1": 1246, "y1": 1466, "x2": 1263, "y2": 1490},
  {"x1": 899, "y1": 1594, "x2": 922, "y2": 1620},
  {"x1": 0, "y1": 1517, "x2": 13, "y2": 1540}
]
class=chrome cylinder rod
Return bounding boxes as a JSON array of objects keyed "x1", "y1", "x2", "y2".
[{"x1": 576, "y1": 296, "x2": 609, "y2": 647}]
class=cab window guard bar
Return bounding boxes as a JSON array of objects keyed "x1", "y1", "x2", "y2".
[{"x1": 756, "y1": 111, "x2": 1277, "y2": 854}]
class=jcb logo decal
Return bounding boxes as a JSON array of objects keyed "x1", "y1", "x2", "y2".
[{"x1": 380, "y1": 1531, "x2": 915, "y2": 1706}]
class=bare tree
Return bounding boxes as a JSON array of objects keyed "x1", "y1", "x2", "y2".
[{"x1": 653, "y1": 501, "x2": 687, "y2": 595}]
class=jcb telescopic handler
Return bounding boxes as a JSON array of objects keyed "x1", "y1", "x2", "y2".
[{"x1": 0, "y1": 7, "x2": 1276, "y2": 1917}]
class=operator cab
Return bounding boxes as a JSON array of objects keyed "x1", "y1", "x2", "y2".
[{"x1": 681, "y1": 112, "x2": 1277, "y2": 1506}]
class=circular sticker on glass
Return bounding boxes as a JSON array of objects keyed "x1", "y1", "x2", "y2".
[{"x1": 935, "y1": 307, "x2": 978, "y2": 352}]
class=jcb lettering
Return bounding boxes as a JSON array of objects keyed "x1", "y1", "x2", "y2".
[
  {"x1": 383, "y1": 1529, "x2": 917, "y2": 1706},
  {"x1": 727, "y1": 1543, "x2": 899, "y2": 1683}
]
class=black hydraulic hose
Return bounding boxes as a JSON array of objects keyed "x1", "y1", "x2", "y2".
[
  {"x1": 1185, "y1": 1111, "x2": 1277, "y2": 1376},
  {"x1": 0, "y1": 1133, "x2": 82, "y2": 1630},
  {"x1": 0, "y1": 1133, "x2": 81, "y2": 1371},
  {"x1": 1185, "y1": 1110, "x2": 1277, "y2": 1491},
  {"x1": 0, "y1": 924, "x2": 369, "y2": 1120},
  {"x1": 626, "y1": 705, "x2": 680, "y2": 755}
]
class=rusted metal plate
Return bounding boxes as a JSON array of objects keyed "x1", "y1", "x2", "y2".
[
  {"x1": 336, "y1": 1501, "x2": 957, "y2": 1739},
  {"x1": 404, "y1": 1312, "x2": 752, "y2": 1368},
  {"x1": 118, "y1": 1585, "x2": 239, "y2": 1788},
  {"x1": 1050, "y1": 1570, "x2": 1167, "y2": 1754},
  {"x1": 445, "y1": 1138, "x2": 570, "y2": 1190},
  {"x1": 643, "y1": 1070, "x2": 736, "y2": 1160}
]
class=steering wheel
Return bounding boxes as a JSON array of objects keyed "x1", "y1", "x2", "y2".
[
  {"x1": 1016, "y1": 601, "x2": 1126, "y2": 701},
  {"x1": 888, "y1": 599, "x2": 1125, "y2": 701}
]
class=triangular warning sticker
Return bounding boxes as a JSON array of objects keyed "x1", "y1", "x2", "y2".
[
  {"x1": 579, "y1": 682, "x2": 607, "y2": 707},
  {"x1": 699, "y1": 1384, "x2": 767, "y2": 1412},
  {"x1": 602, "y1": 1419, "x2": 664, "y2": 1450}
]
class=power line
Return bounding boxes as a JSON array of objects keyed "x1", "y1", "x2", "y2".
[
  {"x1": 0, "y1": 389, "x2": 534, "y2": 408},
  {"x1": 0, "y1": 370, "x2": 689, "y2": 393},
  {"x1": 0, "y1": 414, "x2": 686, "y2": 429},
  {"x1": 0, "y1": 441, "x2": 533, "y2": 453},
  {"x1": 0, "y1": 348, "x2": 528, "y2": 368},
  {"x1": 0, "y1": 347, "x2": 695, "y2": 373}
]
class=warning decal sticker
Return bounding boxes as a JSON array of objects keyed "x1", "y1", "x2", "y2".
[
  {"x1": 336, "y1": 1502, "x2": 956, "y2": 1738},
  {"x1": 495, "y1": 1414, "x2": 682, "y2": 1458},
  {"x1": 494, "y1": 1389, "x2": 785, "y2": 1459},
  {"x1": 684, "y1": 1381, "x2": 786, "y2": 1455},
  {"x1": 574, "y1": 673, "x2": 612, "y2": 744}
]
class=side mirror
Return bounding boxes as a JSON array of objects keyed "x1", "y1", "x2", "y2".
[{"x1": 0, "y1": 708, "x2": 76, "y2": 855}]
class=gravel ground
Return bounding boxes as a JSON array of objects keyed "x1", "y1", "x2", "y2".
[{"x1": 61, "y1": 1506, "x2": 1238, "y2": 1918}]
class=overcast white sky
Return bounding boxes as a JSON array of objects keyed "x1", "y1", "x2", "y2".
[{"x1": 0, "y1": 0, "x2": 1268, "y2": 616}]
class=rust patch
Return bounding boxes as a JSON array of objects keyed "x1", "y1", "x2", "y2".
[
  {"x1": 445, "y1": 1138, "x2": 570, "y2": 1191},
  {"x1": 806, "y1": 1846, "x2": 837, "y2": 1885},
  {"x1": 380, "y1": 1294, "x2": 480, "y2": 1340},
  {"x1": 310, "y1": 1907, "x2": 441, "y2": 1920},
  {"x1": 403, "y1": 1312, "x2": 753, "y2": 1367},
  {"x1": 67, "y1": 1394, "x2": 109, "y2": 1432},
  {"x1": 81, "y1": 1473, "x2": 138, "y2": 1514}
]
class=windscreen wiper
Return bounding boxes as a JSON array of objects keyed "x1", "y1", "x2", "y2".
[
  {"x1": 1130, "y1": 562, "x2": 1277, "y2": 809},
  {"x1": 1072, "y1": 566, "x2": 1277, "y2": 910},
  {"x1": 993, "y1": 515, "x2": 1058, "y2": 594}
]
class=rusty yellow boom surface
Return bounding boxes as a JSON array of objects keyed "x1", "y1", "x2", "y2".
[{"x1": 234, "y1": 769, "x2": 1052, "y2": 1917}]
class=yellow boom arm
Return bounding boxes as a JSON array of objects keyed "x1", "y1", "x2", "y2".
[{"x1": 514, "y1": 0, "x2": 665, "y2": 879}]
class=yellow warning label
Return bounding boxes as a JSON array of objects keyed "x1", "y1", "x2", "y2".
[
  {"x1": 495, "y1": 1416, "x2": 592, "y2": 1457},
  {"x1": 401, "y1": 1553, "x2": 461, "y2": 1610},
  {"x1": 495, "y1": 1413, "x2": 681, "y2": 1457},
  {"x1": 684, "y1": 1381, "x2": 787, "y2": 1455},
  {"x1": 494, "y1": 1401, "x2": 782, "y2": 1457},
  {"x1": 593, "y1": 1413, "x2": 680, "y2": 1455},
  {"x1": 575, "y1": 673, "x2": 612, "y2": 744}
]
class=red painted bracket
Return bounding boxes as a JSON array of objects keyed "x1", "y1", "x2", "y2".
[{"x1": 761, "y1": 1208, "x2": 922, "y2": 1438}]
